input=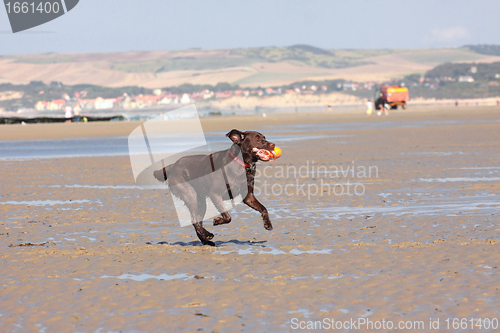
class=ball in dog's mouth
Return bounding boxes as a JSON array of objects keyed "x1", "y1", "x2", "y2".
[
  {"x1": 252, "y1": 148, "x2": 272, "y2": 161},
  {"x1": 252, "y1": 147, "x2": 280, "y2": 161}
]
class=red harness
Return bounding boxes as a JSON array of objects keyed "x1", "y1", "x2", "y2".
[{"x1": 230, "y1": 151, "x2": 251, "y2": 168}]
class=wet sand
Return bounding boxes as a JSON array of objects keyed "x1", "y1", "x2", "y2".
[{"x1": 1, "y1": 106, "x2": 500, "y2": 332}]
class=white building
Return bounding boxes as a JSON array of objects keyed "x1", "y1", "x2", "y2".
[
  {"x1": 458, "y1": 76, "x2": 474, "y2": 83},
  {"x1": 180, "y1": 94, "x2": 191, "y2": 104},
  {"x1": 95, "y1": 97, "x2": 115, "y2": 109}
]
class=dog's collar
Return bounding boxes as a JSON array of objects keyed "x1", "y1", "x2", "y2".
[{"x1": 230, "y1": 150, "x2": 251, "y2": 168}]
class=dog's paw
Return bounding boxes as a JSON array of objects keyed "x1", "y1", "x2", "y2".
[
  {"x1": 213, "y1": 217, "x2": 224, "y2": 226},
  {"x1": 201, "y1": 239, "x2": 216, "y2": 247},
  {"x1": 213, "y1": 215, "x2": 231, "y2": 226},
  {"x1": 263, "y1": 222, "x2": 273, "y2": 230},
  {"x1": 205, "y1": 231, "x2": 214, "y2": 240}
]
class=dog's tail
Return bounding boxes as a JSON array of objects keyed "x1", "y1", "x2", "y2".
[{"x1": 153, "y1": 164, "x2": 172, "y2": 182}]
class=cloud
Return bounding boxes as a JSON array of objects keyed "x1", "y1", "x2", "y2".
[{"x1": 427, "y1": 26, "x2": 472, "y2": 44}]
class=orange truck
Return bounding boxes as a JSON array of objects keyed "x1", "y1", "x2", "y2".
[{"x1": 375, "y1": 86, "x2": 409, "y2": 110}]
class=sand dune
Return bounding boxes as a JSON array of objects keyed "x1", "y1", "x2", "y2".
[{"x1": 1, "y1": 48, "x2": 499, "y2": 88}]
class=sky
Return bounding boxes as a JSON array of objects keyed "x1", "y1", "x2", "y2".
[{"x1": 1, "y1": 0, "x2": 500, "y2": 55}]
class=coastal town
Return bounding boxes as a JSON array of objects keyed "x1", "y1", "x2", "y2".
[
  {"x1": 33, "y1": 84, "x2": 339, "y2": 112},
  {"x1": 1, "y1": 61, "x2": 499, "y2": 116}
]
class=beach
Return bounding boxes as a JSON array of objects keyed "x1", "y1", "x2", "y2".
[{"x1": 1, "y1": 106, "x2": 500, "y2": 332}]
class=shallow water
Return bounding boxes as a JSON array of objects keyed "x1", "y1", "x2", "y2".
[
  {"x1": 0, "y1": 132, "x2": 331, "y2": 159},
  {"x1": 263, "y1": 118, "x2": 500, "y2": 133},
  {"x1": 418, "y1": 177, "x2": 500, "y2": 182},
  {"x1": 101, "y1": 273, "x2": 194, "y2": 282},
  {"x1": 0, "y1": 199, "x2": 92, "y2": 206},
  {"x1": 6, "y1": 117, "x2": 499, "y2": 159}
]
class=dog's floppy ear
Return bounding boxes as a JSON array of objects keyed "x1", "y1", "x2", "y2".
[{"x1": 226, "y1": 129, "x2": 245, "y2": 144}]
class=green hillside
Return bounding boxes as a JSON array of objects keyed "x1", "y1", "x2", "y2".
[
  {"x1": 110, "y1": 45, "x2": 392, "y2": 73},
  {"x1": 229, "y1": 45, "x2": 391, "y2": 69},
  {"x1": 111, "y1": 56, "x2": 258, "y2": 73}
]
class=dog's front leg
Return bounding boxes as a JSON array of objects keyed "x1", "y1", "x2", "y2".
[{"x1": 243, "y1": 193, "x2": 273, "y2": 230}]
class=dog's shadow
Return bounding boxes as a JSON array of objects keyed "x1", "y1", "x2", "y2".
[{"x1": 147, "y1": 239, "x2": 267, "y2": 247}]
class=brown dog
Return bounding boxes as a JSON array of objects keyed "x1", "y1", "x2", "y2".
[{"x1": 154, "y1": 129, "x2": 276, "y2": 246}]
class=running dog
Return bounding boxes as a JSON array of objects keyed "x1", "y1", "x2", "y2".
[{"x1": 154, "y1": 129, "x2": 276, "y2": 246}]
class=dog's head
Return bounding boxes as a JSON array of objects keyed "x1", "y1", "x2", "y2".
[{"x1": 226, "y1": 129, "x2": 276, "y2": 162}]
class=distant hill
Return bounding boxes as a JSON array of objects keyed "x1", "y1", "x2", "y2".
[
  {"x1": 109, "y1": 46, "x2": 387, "y2": 74},
  {"x1": 1, "y1": 45, "x2": 500, "y2": 89},
  {"x1": 400, "y1": 61, "x2": 500, "y2": 99},
  {"x1": 464, "y1": 44, "x2": 500, "y2": 56}
]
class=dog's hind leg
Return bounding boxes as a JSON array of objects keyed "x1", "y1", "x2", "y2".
[
  {"x1": 194, "y1": 194, "x2": 214, "y2": 240},
  {"x1": 175, "y1": 185, "x2": 215, "y2": 246},
  {"x1": 213, "y1": 212, "x2": 231, "y2": 226},
  {"x1": 191, "y1": 197, "x2": 214, "y2": 246},
  {"x1": 210, "y1": 195, "x2": 232, "y2": 226}
]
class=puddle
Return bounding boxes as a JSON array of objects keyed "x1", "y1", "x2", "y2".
[
  {"x1": 288, "y1": 308, "x2": 315, "y2": 318},
  {"x1": 290, "y1": 249, "x2": 332, "y2": 255},
  {"x1": 361, "y1": 309, "x2": 374, "y2": 317},
  {"x1": 214, "y1": 247, "x2": 333, "y2": 255},
  {"x1": 418, "y1": 177, "x2": 500, "y2": 183},
  {"x1": 290, "y1": 195, "x2": 500, "y2": 220},
  {"x1": 99, "y1": 271, "x2": 367, "y2": 284},
  {"x1": 65, "y1": 184, "x2": 142, "y2": 190},
  {"x1": 101, "y1": 273, "x2": 194, "y2": 282},
  {"x1": 215, "y1": 248, "x2": 284, "y2": 255},
  {"x1": 446, "y1": 167, "x2": 500, "y2": 170},
  {"x1": 0, "y1": 199, "x2": 92, "y2": 206},
  {"x1": 403, "y1": 151, "x2": 466, "y2": 156}
]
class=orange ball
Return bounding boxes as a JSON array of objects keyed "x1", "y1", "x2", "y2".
[{"x1": 273, "y1": 146, "x2": 282, "y2": 159}]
